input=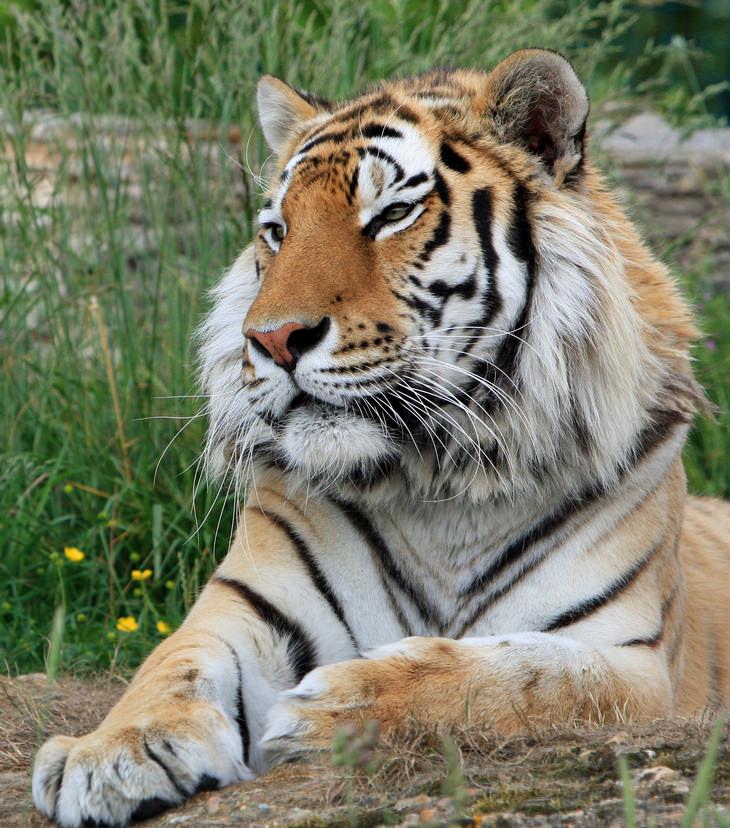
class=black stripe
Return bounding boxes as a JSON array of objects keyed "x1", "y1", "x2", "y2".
[
  {"x1": 433, "y1": 169, "x2": 451, "y2": 205},
  {"x1": 428, "y1": 271, "x2": 477, "y2": 302},
  {"x1": 440, "y1": 142, "x2": 471, "y2": 173},
  {"x1": 214, "y1": 576, "x2": 316, "y2": 682},
  {"x1": 348, "y1": 165, "x2": 359, "y2": 203},
  {"x1": 296, "y1": 87, "x2": 331, "y2": 110},
  {"x1": 541, "y1": 538, "x2": 664, "y2": 633},
  {"x1": 399, "y1": 171, "x2": 429, "y2": 190},
  {"x1": 329, "y1": 496, "x2": 440, "y2": 628},
  {"x1": 460, "y1": 407, "x2": 679, "y2": 600},
  {"x1": 299, "y1": 128, "x2": 350, "y2": 155},
  {"x1": 143, "y1": 738, "x2": 188, "y2": 797},
  {"x1": 361, "y1": 123, "x2": 403, "y2": 140},
  {"x1": 456, "y1": 408, "x2": 683, "y2": 637},
  {"x1": 507, "y1": 184, "x2": 536, "y2": 270},
  {"x1": 381, "y1": 573, "x2": 414, "y2": 636},
  {"x1": 620, "y1": 582, "x2": 678, "y2": 648},
  {"x1": 365, "y1": 146, "x2": 405, "y2": 182},
  {"x1": 393, "y1": 288, "x2": 441, "y2": 326},
  {"x1": 51, "y1": 756, "x2": 68, "y2": 818},
  {"x1": 216, "y1": 636, "x2": 251, "y2": 765},
  {"x1": 620, "y1": 631, "x2": 663, "y2": 648},
  {"x1": 461, "y1": 184, "x2": 534, "y2": 398},
  {"x1": 484, "y1": 194, "x2": 537, "y2": 395},
  {"x1": 392, "y1": 105, "x2": 420, "y2": 124},
  {"x1": 460, "y1": 482, "x2": 606, "y2": 600},
  {"x1": 471, "y1": 187, "x2": 502, "y2": 330},
  {"x1": 420, "y1": 209, "x2": 451, "y2": 262},
  {"x1": 628, "y1": 407, "x2": 687, "y2": 466},
  {"x1": 265, "y1": 510, "x2": 358, "y2": 648}
]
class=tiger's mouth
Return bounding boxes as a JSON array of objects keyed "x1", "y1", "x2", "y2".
[
  {"x1": 288, "y1": 391, "x2": 321, "y2": 412},
  {"x1": 258, "y1": 385, "x2": 398, "y2": 484},
  {"x1": 258, "y1": 389, "x2": 341, "y2": 431}
]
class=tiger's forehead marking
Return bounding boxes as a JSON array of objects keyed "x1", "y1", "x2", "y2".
[{"x1": 267, "y1": 110, "x2": 438, "y2": 225}]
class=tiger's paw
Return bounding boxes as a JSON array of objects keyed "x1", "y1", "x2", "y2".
[
  {"x1": 32, "y1": 700, "x2": 252, "y2": 827},
  {"x1": 260, "y1": 637, "x2": 467, "y2": 761}
]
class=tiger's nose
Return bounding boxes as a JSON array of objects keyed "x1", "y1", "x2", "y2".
[{"x1": 245, "y1": 317, "x2": 331, "y2": 372}]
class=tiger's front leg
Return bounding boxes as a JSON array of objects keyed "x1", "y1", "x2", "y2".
[
  {"x1": 32, "y1": 506, "x2": 357, "y2": 828},
  {"x1": 262, "y1": 632, "x2": 673, "y2": 759}
]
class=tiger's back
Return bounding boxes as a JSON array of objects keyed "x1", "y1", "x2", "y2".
[{"x1": 679, "y1": 496, "x2": 730, "y2": 712}]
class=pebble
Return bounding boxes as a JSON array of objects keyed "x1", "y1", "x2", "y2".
[
  {"x1": 636, "y1": 765, "x2": 690, "y2": 795},
  {"x1": 394, "y1": 794, "x2": 433, "y2": 812},
  {"x1": 206, "y1": 795, "x2": 222, "y2": 815}
]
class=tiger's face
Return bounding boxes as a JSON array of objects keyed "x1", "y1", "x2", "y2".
[
  {"x1": 201, "y1": 51, "x2": 662, "y2": 500},
  {"x1": 243, "y1": 94, "x2": 535, "y2": 486}
]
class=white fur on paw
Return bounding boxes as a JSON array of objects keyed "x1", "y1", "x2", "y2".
[
  {"x1": 260, "y1": 702, "x2": 314, "y2": 763},
  {"x1": 32, "y1": 707, "x2": 252, "y2": 827},
  {"x1": 32, "y1": 736, "x2": 75, "y2": 819},
  {"x1": 362, "y1": 637, "x2": 421, "y2": 660},
  {"x1": 282, "y1": 668, "x2": 330, "y2": 700}
]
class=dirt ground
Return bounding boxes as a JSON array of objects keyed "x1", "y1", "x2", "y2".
[{"x1": 2, "y1": 673, "x2": 728, "y2": 827}]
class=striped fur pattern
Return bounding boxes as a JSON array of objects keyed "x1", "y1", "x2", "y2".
[{"x1": 34, "y1": 50, "x2": 730, "y2": 827}]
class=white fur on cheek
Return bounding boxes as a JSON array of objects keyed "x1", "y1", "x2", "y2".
[{"x1": 279, "y1": 406, "x2": 394, "y2": 477}]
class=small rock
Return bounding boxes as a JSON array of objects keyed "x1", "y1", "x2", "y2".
[
  {"x1": 206, "y1": 795, "x2": 222, "y2": 814},
  {"x1": 394, "y1": 795, "x2": 432, "y2": 812},
  {"x1": 636, "y1": 765, "x2": 690, "y2": 796},
  {"x1": 419, "y1": 808, "x2": 437, "y2": 822}
]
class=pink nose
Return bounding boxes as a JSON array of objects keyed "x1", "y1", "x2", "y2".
[{"x1": 246, "y1": 322, "x2": 307, "y2": 371}]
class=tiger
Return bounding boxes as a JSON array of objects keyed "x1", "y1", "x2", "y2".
[{"x1": 33, "y1": 48, "x2": 730, "y2": 827}]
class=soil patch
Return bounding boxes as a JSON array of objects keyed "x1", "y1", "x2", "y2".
[{"x1": 2, "y1": 674, "x2": 728, "y2": 827}]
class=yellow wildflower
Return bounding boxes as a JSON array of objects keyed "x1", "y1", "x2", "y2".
[
  {"x1": 131, "y1": 569, "x2": 152, "y2": 582},
  {"x1": 156, "y1": 620, "x2": 171, "y2": 636},
  {"x1": 116, "y1": 616, "x2": 138, "y2": 633},
  {"x1": 64, "y1": 547, "x2": 85, "y2": 563}
]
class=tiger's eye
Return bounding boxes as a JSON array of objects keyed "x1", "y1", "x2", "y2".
[
  {"x1": 271, "y1": 224, "x2": 286, "y2": 242},
  {"x1": 383, "y1": 203, "x2": 412, "y2": 223}
]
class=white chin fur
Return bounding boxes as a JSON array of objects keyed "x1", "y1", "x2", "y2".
[{"x1": 279, "y1": 405, "x2": 394, "y2": 478}]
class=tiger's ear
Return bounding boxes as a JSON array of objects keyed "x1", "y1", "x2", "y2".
[
  {"x1": 257, "y1": 76, "x2": 328, "y2": 156},
  {"x1": 485, "y1": 49, "x2": 589, "y2": 185}
]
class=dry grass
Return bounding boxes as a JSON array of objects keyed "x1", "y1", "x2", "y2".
[{"x1": 3, "y1": 674, "x2": 727, "y2": 827}]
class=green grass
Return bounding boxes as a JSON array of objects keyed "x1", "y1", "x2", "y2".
[{"x1": 1, "y1": 0, "x2": 729, "y2": 676}]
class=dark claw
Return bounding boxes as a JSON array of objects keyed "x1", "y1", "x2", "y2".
[
  {"x1": 131, "y1": 796, "x2": 174, "y2": 822},
  {"x1": 194, "y1": 774, "x2": 220, "y2": 794}
]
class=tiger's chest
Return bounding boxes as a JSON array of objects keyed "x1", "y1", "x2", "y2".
[{"x1": 322, "y1": 491, "x2": 574, "y2": 646}]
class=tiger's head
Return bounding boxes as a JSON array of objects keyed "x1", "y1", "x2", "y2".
[{"x1": 200, "y1": 49, "x2": 699, "y2": 503}]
